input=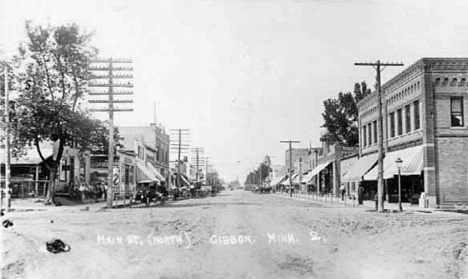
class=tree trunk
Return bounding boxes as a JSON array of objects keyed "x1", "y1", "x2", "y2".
[{"x1": 46, "y1": 163, "x2": 58, "y2": 205}]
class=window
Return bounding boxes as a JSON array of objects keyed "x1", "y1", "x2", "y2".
[
  {"x1": 451, "y1": 78, "x2": 458, "y2": 86},
  {"x1": 373, "y1": 121, "x2": 377, "y2": 144},
  {"x1": 363, "y1": 125, "x2": 367, "y2": 147},
  {"x1": 397, "y1": 109, "x2": 403, "y2": 136},
  {"x1": 442, "y1": 78, "x2": 449, "y2": 86},
  {"x1": 451, "y1": 97, "x2": 464, "y2": 127},
  {"x1": 368, "y1": 123, "x2": 372, "y2": 145},
  {"x1": 390, "y1": 112, "x2": 395, "y2": 138},
  {"x1": 460, "y1": 78, "x2": 466, "y2": 87},
  {"x1": 414, "y1": 100, "x2": 420, "y2": 130},
  {"x1": 405, "y1": 105, "x2": 411, "y2": 133}
]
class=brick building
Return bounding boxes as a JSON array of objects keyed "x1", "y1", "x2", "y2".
[{"x1": 343, "y1": 58, "x2": 468, "y2": 207}]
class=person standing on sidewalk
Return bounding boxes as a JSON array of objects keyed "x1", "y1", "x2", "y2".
[
  {"x1": 340, "y1": 184, "x2": 346, "y2": 201},
  {"x1": 358, "y1": 184, "x2": 364, "y2": 205}
]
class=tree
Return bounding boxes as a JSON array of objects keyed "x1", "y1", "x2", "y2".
[
  {"x1": 13, "y1": 21, "x2": 100, "y2": 204},
  {"x1": 320, "y1": 81, "x2": 371, "y2": 146}
]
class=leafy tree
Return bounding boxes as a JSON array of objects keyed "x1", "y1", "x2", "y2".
[
  {"x1": 320, "y1": 81, "x2": 371, "y2": 146},
  {"x1": 12, "y1": 21, "x2": 101, "y2": 204}
]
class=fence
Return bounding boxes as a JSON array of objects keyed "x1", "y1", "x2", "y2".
[
  {"x1": 277, "y1": 191, "x2": 361, "y2": 208},
  {"x1": 3, "y1": 180, "x2": 49, "y2": 198}
]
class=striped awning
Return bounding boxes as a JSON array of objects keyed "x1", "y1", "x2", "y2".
[
  {"x1": 342, "y1": 153, "x2": 378, "y2": 182},
  {"x1": 363, "y1": 145, "x2": 423, "y2": 181},
  {"x1": 136, "y1": 163, "x2": 158, "y2": 183},
  {"x1": 146, "y1": 163, "x2": 165, "y2": 181}
]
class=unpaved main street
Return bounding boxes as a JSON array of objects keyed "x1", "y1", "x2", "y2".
[{"x1": 2, "y1": 190, "x2": 468, "y2": 279}]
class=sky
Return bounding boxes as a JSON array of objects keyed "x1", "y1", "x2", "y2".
[{"x1": 2, "y1": 0, "x2": 468, "y2": 182}]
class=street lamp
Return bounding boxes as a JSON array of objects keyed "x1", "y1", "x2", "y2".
[{"x1": 395, "y1": 157, "x2": 403, "y2": 211}]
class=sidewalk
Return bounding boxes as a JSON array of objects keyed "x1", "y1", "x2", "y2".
[
  {"x1": 5, "y1": 198, "x2": 109, "y2": 213},
  {"x1": 274, "y1": 192, "x2": 435, "y2": 213}
]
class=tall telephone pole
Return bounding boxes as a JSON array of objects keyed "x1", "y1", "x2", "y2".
[
  {"x1": 280, "y1": 140, "x2": 300, "y2": 197},
  {"x1": 355, "y1": 60, "x2": 403, "y2": 212},
  {"x1": 1, "y1": 60, "x2": 12, "y2": 212},
  {"x1": 191, "y1": 147, "x2": 204, "y2": 184},
  {"x1": 170, "y1": 129, "x2": 190, "y2": 187},
  {"x1": 88, "y1": 58, "x2": 133, "y2": 209}
]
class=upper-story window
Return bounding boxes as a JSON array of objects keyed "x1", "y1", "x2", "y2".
[
  {"x1": 363, "y1": 125, "x2": 367, "y2": 147},
  {"x1": 451, "y1": 78, "x2": 458, "y2": 87},
  {"x1": 405, "y1": 105, "x2": 411, "y2": 133},
  {"x1": 390, "y1": 112, "x2": 395, "y2": 138},
  {"x1": 368, "y1": 123, "x2": 372, "y2": 145},
  {"x1": 413, "y1": 100, "x2": 420, "y2": 130},
  {"x1": 373, "y1": 120, "x2": 377, "y2": 144},
  {"x1": 397, "y1": 109, "x2": 403, "y2": 136},
  {"x1": 451, "y1": 97, "x2": 464, "y2": 127}
]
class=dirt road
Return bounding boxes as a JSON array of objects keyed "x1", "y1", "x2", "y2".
[{"x1": 2, "y1": 190, "x2": 468, "y2": 279}]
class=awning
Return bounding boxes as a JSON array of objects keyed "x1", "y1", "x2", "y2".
[
  {"x1": 342, "y1": 153, "x2": 378, "y2": 182},
  {"x1": 136, "y1": 163, "x2": 158, "y2": 183},
  {"x1": 1, "y1": 148, "x2": 53, "y2": 165},
  {"x1": 363, "y1": 145, "x2": 423, "y2": 181},
  {"x1": 281, "y1": 173, "x2": 300, "y2": 186},
  {"x1": 293, "y1": 172, "x2": 308, "y2": 184},
  {"x1": 309, "y1": 161, "x2": 333, "y2": 178},
  {"x1": 270, "y1": 175, "x2": 286, "y2": 187},
  {"x1": 301, "y1": 171, "x2": 315, "y2": 183},
  {"x1": 146, "y1": 163, "x2": 166, "y2": 181}
]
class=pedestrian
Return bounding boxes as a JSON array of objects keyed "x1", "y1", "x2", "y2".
[
  {"x1": 340, "y1": 184, "x2": 346, "y2": 201},
  {"x1": 358, "y1": 184, "x2": 364, "y2": 205}
]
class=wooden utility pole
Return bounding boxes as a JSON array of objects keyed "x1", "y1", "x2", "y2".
[
  {"x1": 1, "y1": 61, "x2": 12, "y2": 212},
  {"x1": 89, "y1": 58, "x2": 133, "y2": 209},
  {"x1": 280, "y1": 140, "x2": 300, "y2": 197},
  {"x1": 170, "y1": 129, "x2": 190, "y2": 187},
  {"x1": 354, "y1": 60, "x2": 403, "y2": 212},
  {"x1": 191, "y1": 147, "x2": 204, "y2": 184}
]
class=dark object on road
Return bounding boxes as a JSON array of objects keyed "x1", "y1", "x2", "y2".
[
  {"x1": 2, "y1": 219, "x2": 13, "y2": 228},
  {"x1": 46, "y1": 239, "x2": 71, "y2": 254}
]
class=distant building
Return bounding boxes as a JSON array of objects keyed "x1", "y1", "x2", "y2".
[
  {"x1": 285, "y1": 148, "x2": 311, "y2": 172},
  {"x1": 119, "y1": 123, "x2": 170, "y2": 179}
]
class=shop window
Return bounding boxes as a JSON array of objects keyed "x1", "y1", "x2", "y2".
[
  {"x1": 397, "y1": 109, "x2": 403, "y2": 136},
  {"x1": 390, "y1": 112, "x2": 395, "y2": 138},
  {"x1": 60, "y1": 158, "x2": 67, "y2": 182},
  {"x1": 451, "y1": 97, "x2": 464, "y2": 127},
  {"x1": 405, "y1": 105, "x2": 411, "y2": 133},
  {"x1": 414, "y1": 100, "x2": 420, "y2": 130}
]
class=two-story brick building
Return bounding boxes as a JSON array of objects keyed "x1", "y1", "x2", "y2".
[{"x1": 343, "y1": 58, "x2": 468, "y2": 207}]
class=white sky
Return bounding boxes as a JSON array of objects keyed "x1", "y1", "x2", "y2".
[{"x1": 2, "y1": 0, "x2": 468, "y2": 182}]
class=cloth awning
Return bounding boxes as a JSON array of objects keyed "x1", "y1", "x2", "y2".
[
  {"x1": 136, "y1": 163, "x2": 158, "y2": 183},
  {"x1": 281, "y1": 173, "x2": 300, "y2": 186},
  {"x1": 309, "y1": 161, "x2": 333, "y2": 179},
  {"x1": 342, "y1": 153, "x2": 378, "y2": 182},
  {"x1": 1, "y1": 148, "x2": 53, "y2": 165},
  {"x1": 270, "y1": 175, "x2": 286, "y2": 187},
  {"x1": 363, "y1": 145, "x2": 423, "y2": 181},
  {"x1": 293, "y1": 172, "x2": 308, "y2": 184},
  {"x1": 147, "y1": 163, "x2": 165, "y2": 181}
]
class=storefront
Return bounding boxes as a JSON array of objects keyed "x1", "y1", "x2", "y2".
[{"x1": 362, "y1": 145, "x2": 424, "y2": 204}]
